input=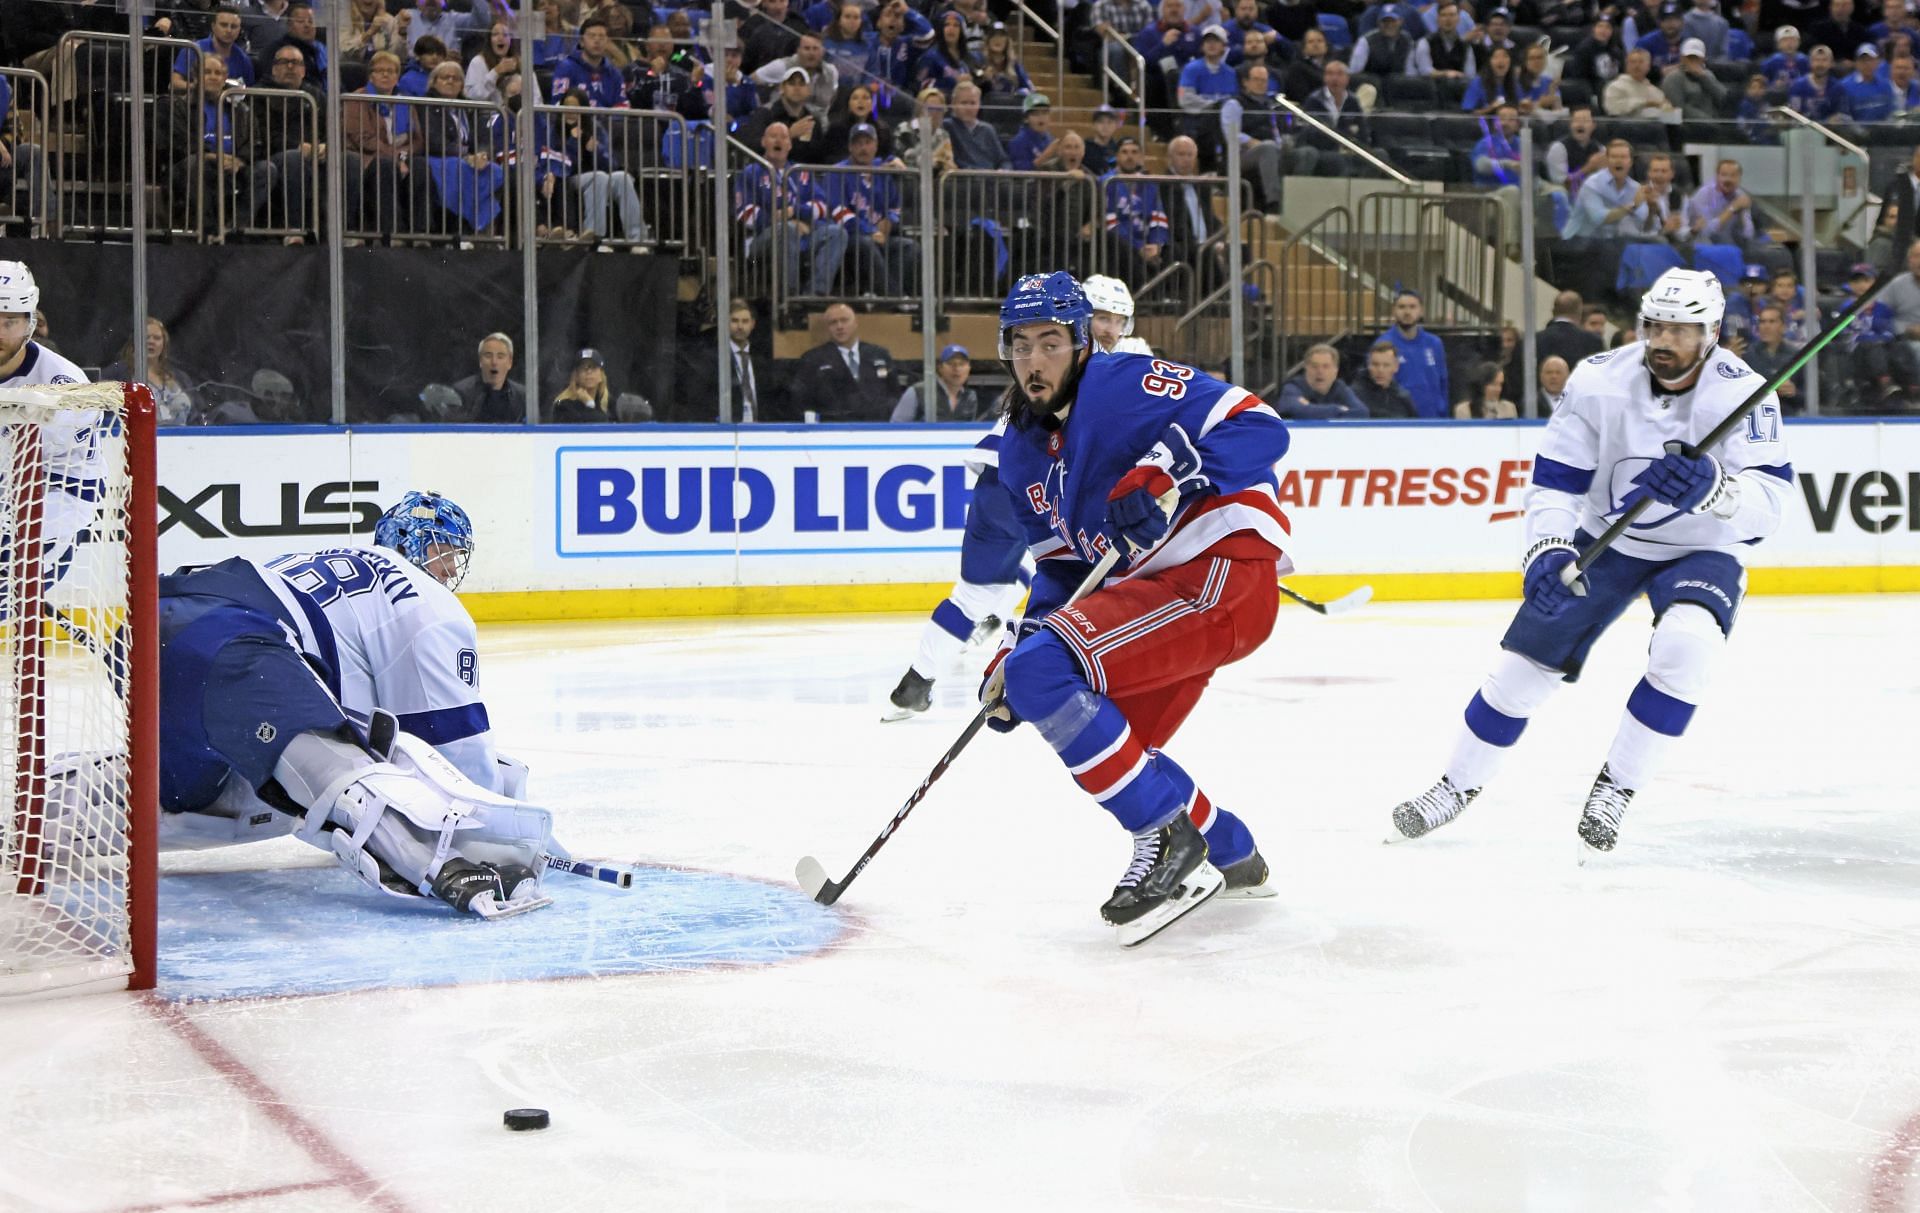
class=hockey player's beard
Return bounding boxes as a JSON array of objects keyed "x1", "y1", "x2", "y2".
[
  {"x1": 1643, "y1": 344, "x2": 1705, "y2": 390},
  {"x1": 0, "y1": 331, "x2": 28, "y2": 376}
]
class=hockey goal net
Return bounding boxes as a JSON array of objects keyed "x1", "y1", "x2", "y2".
[{"x1": 0, "y1": 381, "x2": 156, "y2": 998}]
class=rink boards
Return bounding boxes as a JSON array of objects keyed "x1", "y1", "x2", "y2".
[{"x1": 154, "y1": 420, "x2": 1920, "y2": 620}]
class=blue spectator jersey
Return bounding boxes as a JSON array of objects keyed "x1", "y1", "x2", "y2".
[
  {"x1": 1178, "y1": 56, "x2": 1238, "y2": 101},
  {"x1": 1102, "y1": 174, "x2": 1169, "y2": 249},
  {"x1": 173, "y1": 38, "x2": 256, "y2": 87},
  {"x1": 1007, "y1": 124, "x2": 1056, "y2": 170},
  {"x1": 1838, "y1": 296, "x2": 1898, "y2": 349},
  {"x1": 824, "y1": 162, "x2": 903, "y2": 232},
  {"x1": 201, "y1": 100, "x2": 237, "y2": 153},
  {"x1": 1788, "y1": 73, "x2": 1848, "y2": 121},
  {"x1": 1383, "y1": 325, "x2": 1449, "y2": 418},
  {"x1": 1761, "y1": 50, "x2": 1809, "y2": 89},
  {"x1": 1460, "y1": 73, "x2": 1516, "y2": 111},
  {"x1": 0, "y1": 75, "x2": 11, "y2": 130},
  {"x1": 552, "y1": 50, "x2": 629, "y2": 108},
  {"x1": 1839, "y1": 73, "x2": 1896, "y2": 121},
  {"x1": 1471, "y1": 126, "x2": 1522, "y2": 186},
  {"x1": 733, "y1": 161, "x2": 829, "y2": 232},
  {"x1": 867, "y1": 36, "x2": 921, "y2": 88},
  {"x1": 997, "y1": 352, "x2": 1291, "y2": 612},
  {"x1": 398, "y1": 61, "x2": 432, "y2": 97},
  {"x1": 1134, "y1": 23, "x2": 1203, "y2": 64},
  {"x1": 1634, "y1": 29, "x2": 1682, "y2": 70}
]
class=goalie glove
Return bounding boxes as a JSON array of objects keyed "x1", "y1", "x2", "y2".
[{"x1": 1104, "y1": 422, "x2": 1211, "y2": 554}]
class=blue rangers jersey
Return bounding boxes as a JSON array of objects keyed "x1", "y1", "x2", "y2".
[
  {"x1": 1527, "y1": 342, "x2": 1791, "y2": 563},
  {"x1": 998, "y1": 353, "x2": 1292, "y2": 616}
]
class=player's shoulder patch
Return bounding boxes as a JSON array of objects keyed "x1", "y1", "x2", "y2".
[
  {"x1": 1714, "y1": 359, "x2": 1753, "y2": 380},
  {"x1": 1583, "y1": 349, "x2": 1619, "y2": 366}
]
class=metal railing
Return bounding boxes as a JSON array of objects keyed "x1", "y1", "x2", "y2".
[
  {"x1": 1768, "y1": 104, "x2": 1869, "y2": 162},
  {"x1": 1274, "y1": 204, "x2": 1359, "y2": 375},
  {"x1": 1352, "y1": 192, "x2": 1504, "y2": 332},
  {"x1": 936, "y1": 167, "x2": 1105, "y2": 305},
  {"x1": 215, "y1": 86, "x2": 321, "y2": 242},
  {"x1": 50, "y1": 31, "x2": 202, "y2": 239},
  {"x1": 1273, "y1": 93, "x2": 1417, "y2": 187},
  {"x1": 1094, "y1": 29, "x2": 1150, "y2": 147},
  {"x1": 1009, "y1": 0, "x2": 1068, "y2": 115},
  {"x1": 340, "y1": 92, "x2": 513, "y2": 247},
  {"x1": 528, "y1": 105, "x2": 694, "y2": 252},
  {"x1": 784, "y1": 160, "x2": 922, "y2": 304},
  {"x1": 0, "y1": 68, "x2": 51, "y2": 237}
]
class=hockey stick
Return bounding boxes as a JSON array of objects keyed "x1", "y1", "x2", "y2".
[
  {"x1": 1279, "y1": 581, "x2": 1372, "y2": 616},
  {"x1": 541, "y1": 854, "x2": 635, "y2": 889},
  {"x1": 1567, "y1": 273, "x2": 1894, "y2": 580},
  {"x1": 798, "y1": 544, "x2": 1126, "y2": 906}
]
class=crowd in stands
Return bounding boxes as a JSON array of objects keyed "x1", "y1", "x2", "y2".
[{"x1": 6, "y1": 0, "x2": 1920, "y2": 419}]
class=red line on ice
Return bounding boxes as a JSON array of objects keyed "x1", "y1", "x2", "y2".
[
  {"x1": 144, "y1": 998, "x2": 413, "y2": 1213},
  {"x1": 1869, "y1": 1107, "x2": 1920, "y2": 1213}
]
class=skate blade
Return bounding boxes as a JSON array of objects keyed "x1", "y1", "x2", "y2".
[
  {"x1": 879, "y1": 703, "x2": 926, "y2": 723},
  {"x1": 1216, "y1": 881, "x2": 1278, "y2": 901},
  {"x1": 1115, "y1": 862, "x2": 1225, "y2": 948},
  {"x1": 472, "y1": 893, "x2": 554, "y2": 920}
]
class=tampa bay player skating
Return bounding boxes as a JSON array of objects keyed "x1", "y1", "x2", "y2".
[
  {"x1": 982, "y1": 271, "x2": 1292, "y2": 945},
  {"x1": 1390, "y1": 268, "x2": 1792, "y2": 854}
]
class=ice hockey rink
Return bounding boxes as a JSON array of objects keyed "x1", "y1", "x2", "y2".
[{"x1": 4, "y1": 591, "x2": 1920, "y2": 1213}]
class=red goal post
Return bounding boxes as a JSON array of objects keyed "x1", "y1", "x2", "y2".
[{"x1": 0, "y1": 381, "x2": 157, "y2": 998}]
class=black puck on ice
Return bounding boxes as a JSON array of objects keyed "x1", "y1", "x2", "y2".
[{"x1": 503, "y1": 1108, "x2": 550, "y2": 1131}]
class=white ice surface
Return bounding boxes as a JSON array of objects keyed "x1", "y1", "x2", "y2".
[{"x1": 5, "y1": 594, "x2": 1920, "y2": 1212}]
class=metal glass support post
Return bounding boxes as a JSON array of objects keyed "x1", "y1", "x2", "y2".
[
  {"x1": 713, "y1": 4, "x2": 734, "y2": 423},
  {"x1": 1223, "y1": 101, "x2": 1244, "y2": 386},
  {"x1": 519, "y1": 3, "x2": 541, "y2": 424},
  {"x1": 129, "y1": 4, "x2": 149, "y2": 385},
  {"x1": 324, "y1": 0, "x2": 346, "y2": 423},
  {"x1": 1519, "y1": 125, "x2": 1538, "y2": 418},
  {"x1": 920, "y1": 108, "x2": 939, "y2": 421},
  {"x1": 1797, "y1": 129, "x2": 1821, "y2": 416}
]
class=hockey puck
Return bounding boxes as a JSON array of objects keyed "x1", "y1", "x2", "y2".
[{"x1": 503, "y1": 1108, "x2": 550, "y2": 1131}]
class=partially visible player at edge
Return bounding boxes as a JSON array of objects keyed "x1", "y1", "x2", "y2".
[
  {"x1": 153, "y1": 492, "x2": 562, "y2": 917},
  {"x1": 982, "y1": 271, "x2": 1291, "y2": 945},
  {"x1": 0, "y1": 261, "x2": 109, "y2": 588},
  {"x1": 881, "y1": 277, "x2": 1154, "y2": 721},
  {"x1": 1389, "y1": 268, "x2": 1792, "y2": 853}
]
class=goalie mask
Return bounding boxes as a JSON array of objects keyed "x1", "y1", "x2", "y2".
[
  {"x1": 1638, "y1": 268, "x2": 1724, "y2": 389},
  {"x1": 375, "y1": 490, "x2": 475, "y2": 591}
]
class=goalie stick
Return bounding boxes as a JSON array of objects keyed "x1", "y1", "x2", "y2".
[
  {"x1": 1566, "y1": 271, "x2": 1894, "y2": 581},
  {"x1": 1279, "y1": 581, "x2": 1372, "y2": 616},
  {"x1": 798, "y1": 544, "x2": 1126, "y2": 906},
  {"x1": 541, "y1": 855, "x2": 635, "y2": 889}
]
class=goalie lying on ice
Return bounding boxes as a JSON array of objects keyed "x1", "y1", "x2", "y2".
[{"x1": 138, "y1": 490, "x2": 562, "y2": 918}]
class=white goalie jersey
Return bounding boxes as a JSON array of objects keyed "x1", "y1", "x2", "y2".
[
  {"x1": 249, "y1": 545, "x2": 500, "y2": 789},
  {"x1": 1525, "y1": 343, "x2": 1792, "y2": 563}
]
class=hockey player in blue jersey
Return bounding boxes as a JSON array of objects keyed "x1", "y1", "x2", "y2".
[
  {"x1": 1390, "y1": 269, "x2": 1793, "y2": 853},
  {"x1": 980, "y1": 271, "x2": 1293, "y2": 945},
  {"x1": 153, "y1": 492, "x2": 561, "y2": 918}
]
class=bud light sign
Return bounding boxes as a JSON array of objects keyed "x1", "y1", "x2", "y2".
[{"x1": 556, "y1": 440, "x2": 983, "y2": 557}]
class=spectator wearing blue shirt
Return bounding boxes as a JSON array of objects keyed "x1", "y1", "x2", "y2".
[
  {"x1": 1461, "y1": 45, "x2": 1518, "y2": 113},
  {"x1": 1561, "y1": 138, "x2": 1653, "y2": 238},
  {"x1": 865, "y1": 2, "x2": 922, "y2": 92},
  {"x1": 171, "y1": 6, "x2": 256, "y2": 91},
  {"x1": 1788, "y1": 46, "x2": 1848, "y2": 121},
  {"x1": 1007, "y1": 94, "x2": 1064, "y2": 170},
  {"x1": 821, "y1": 3, "x2": 876, "y2": 82},
  {"x1": 734, "y1": 123, "x2": 847, "y2": 297},
  {"x1": 1178, "y1": 25, "x2": 1238, "y2": 111},
  {"x1": 827, "y1": 124, "x2": 918, "y2": 296},
  {"x1": 1135, "y1": 0, "x2": 1204, "y2": 101},
  {"x1": 1634, "y1": 2, "x2": 1687, "y2": 72},
  {"x1": 1735, "y1": 73, "x2": 1776, "y2": 143},
  {"x1": 1381, "y1": 290, "x2": 1450, "y2": 419},
  {"x1": 1839, "y1": 43, "x2": 1895, "y2": 121},
  {"x1": 1278, "y1": 344, "x2": 1369, "y2": 419},
  {"x1": 1761, "y1": 27, "x2": 1810, "y2": 89},
  {"x1": 398, "y1": 37, "x2": 450, "y2": 97},
  {"x1": 1471, "y1": 104, "x2": 1524, "y2": 186},
  {"x1": 1224, "y1": 0, "x2": 1285, "y2": 59},
  {"x1": 702, "y1": 46, "x2": 762, "y2": 121},
  {"x1": 551, "y1": 19, "x2": 629, "y2": 109}
]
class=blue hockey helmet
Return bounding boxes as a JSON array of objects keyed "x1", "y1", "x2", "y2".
[
  {"x1": 998, "y1": 271, "x2": 1091, "y2": 357},
  {"x1": 374, "y1": 490, "x2": 475, "y2": 590}
]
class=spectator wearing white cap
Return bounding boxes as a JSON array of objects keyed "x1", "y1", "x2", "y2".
[
  {"x1": 1762, "y1": 27, "x2": 1810, "y2": 90},
  {"x1": 752, "y1": 33, "x2": 841, "y2": 115},
  {"x1": 1839, "y1": 43, "x2": 1896, "y2": 121},
  {"x1": 1662, "y1": 37, "x2": 1728, "y2": 117},
  {"x1": 890, "y1": 345, "x2": 985, "y2": 422},
  {"x1": 1680, "y1": 0, "x2": 1729, "y2": 60},
  {"x1": 1178, "y1": 23, "x2": 1237, "y2": 110}
]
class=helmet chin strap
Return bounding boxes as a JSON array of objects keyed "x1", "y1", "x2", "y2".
[{"x1": 1641, "y1": 325, "x2": 1713, "y2": 391}]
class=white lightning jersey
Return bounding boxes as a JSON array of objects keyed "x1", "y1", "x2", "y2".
[
  {"x1": 1526, "y1": 342, "x2": 1792, "y2": 563},
  {"x1": 249, "y1": 546, "x2": 499, "y2": 789},
  {"x1": 1109, "y1": 336, "x2": 1155, "y2": 356},
  {"x1": 3, "y1": 342, "x2": 108, "y2": 578}
]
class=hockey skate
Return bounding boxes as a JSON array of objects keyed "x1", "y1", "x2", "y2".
[
  {"x1": 968, "y1": 614, "x2": 1004, "y2": 645},
  {"x1": 1576, "y1": 764, "x2": 1634, "y2": 854},
  {"x1": 880, "y1": 668, "x2": 933, "y2": 722},
  {"x1": 1216, "y1": 849, "x2": 1276, "y2": 899},
  {"x1": 1102, "y1": 812, "x2": 1223, "y2": 947},
  {"x1": 1390, "y1": 775, "x2": 1479, "y2": 840}
]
